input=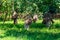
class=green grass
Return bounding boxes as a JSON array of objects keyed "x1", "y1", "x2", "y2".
[{"x1": 0, "y1": 19, "x2": 60, "y2": 40}]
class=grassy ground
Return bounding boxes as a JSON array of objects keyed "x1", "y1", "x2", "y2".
[{"x1": 0, "y1": 19, "x2": 60, "y2": 40}]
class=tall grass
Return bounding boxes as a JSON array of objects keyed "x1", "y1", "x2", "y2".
[{"x1": 0, "y1": 19, "x2": 60, "y2": 40}]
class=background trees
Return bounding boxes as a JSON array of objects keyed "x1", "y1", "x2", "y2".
[{"x1": 0, "y1": 0, "x2": 60, "y2": 21}]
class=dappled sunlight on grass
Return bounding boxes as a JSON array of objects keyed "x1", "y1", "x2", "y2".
[
  {"x1": 36, "y1": 20, "x2": 42, "y2": 23},
  {"x1": 0, "y1": 37, "x2": 17, "y2": 40},
  {"x1": 53, "y1": 19, "x2": 60, "y2": 24},
  {"x1": 0, "y1": 30, "x2": 5, "y2": 38}
]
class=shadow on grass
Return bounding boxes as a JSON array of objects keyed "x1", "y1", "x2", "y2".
[
  {"x1": 0, "y1": 22, "x2": 47, "y2": 30},
  {"x1": 54, "y1": 23, "x2": 60, "y2": 28},
  {"x1": 0, "y1": 29, "x2": 60, "y2": 40},
  {"x1": 0, "y1": 24, "x2": 24, "y2": 30},
  {"x1": 30, "y1": 23, "x2": 46, "y2": 28},
  {"x1": 30, "y1": 22, "x2": 60, "y2": 28},
  {"x1": 0, "y1": 22, "x2": 60, "y2": 30}
]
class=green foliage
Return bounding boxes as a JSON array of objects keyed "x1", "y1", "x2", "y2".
[
  {"x1": 0, "y1": 0, "x2": 59, "y2": 13},
  {"x1": 0, "y1": 0, "x2": 60, "y2": 21}
]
